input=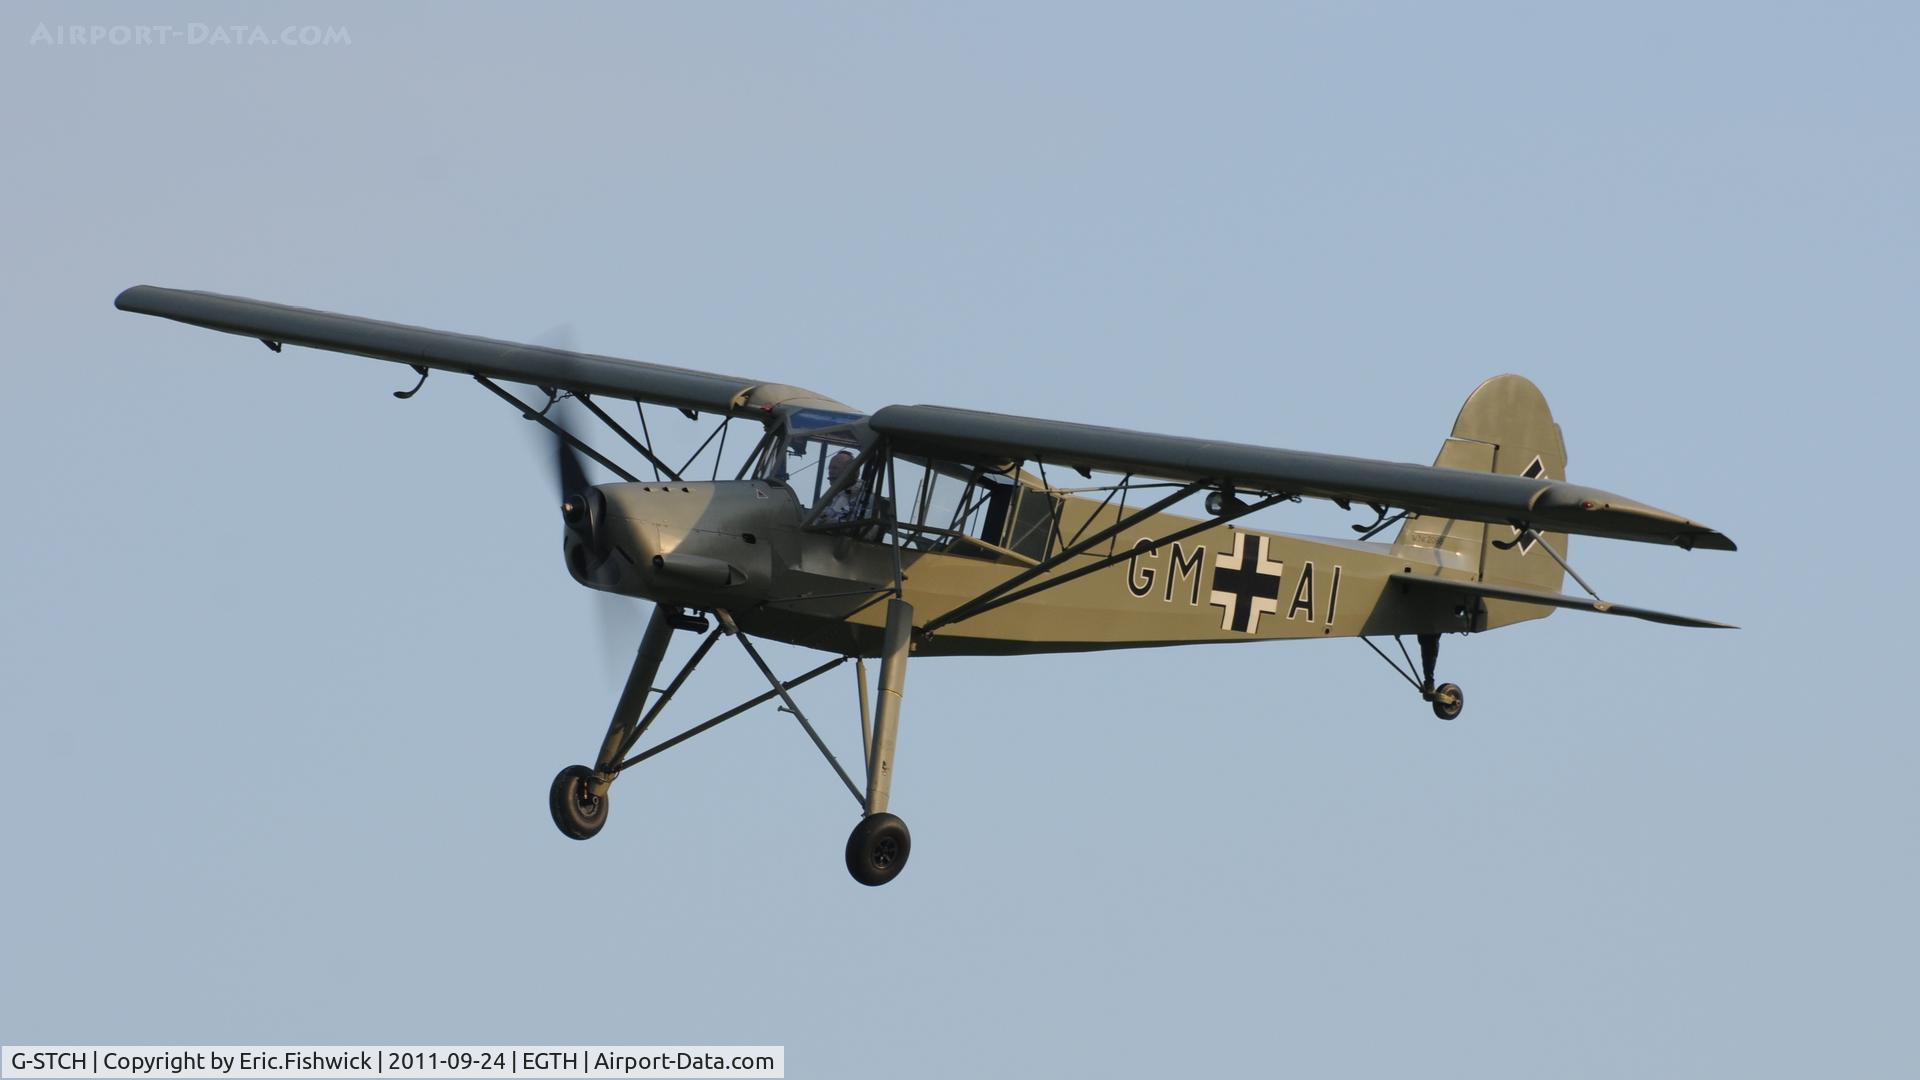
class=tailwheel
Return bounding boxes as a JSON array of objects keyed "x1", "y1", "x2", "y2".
[
  {"x1": 845, "y1": 812, "x2": 911, "y2": 887},
  {"x1": 549, "y1": 764, "x2": 610, "y2": 840},
  {"x1": 1363, "y1": 634, "x2": 1468, "y2": 721},
  {"x1": 1429, "y1": 682, "x2": 1464, "y2": 721}
]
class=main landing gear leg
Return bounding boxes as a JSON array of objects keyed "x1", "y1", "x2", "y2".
[
  {"x1": 847, "y1": 598, "x2": 914, "y2": 887},
  {"x1": 1418, "y1": 632, "x2": 1464, "y2": 721},
  {"x1": 550, "y1": 604, "x2": 678, "y2": 840}
]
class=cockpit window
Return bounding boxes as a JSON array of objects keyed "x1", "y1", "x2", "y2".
[
  {"x1": 784, "y1": 441, "x2": 1059, "y2": 564},
  {"x1": 758, "y1": 419, "x2": 863, "y2": 492},
  {"x1": 785, "y1": 407, "x2": 867, "y2": 434},
  {"x1": 875, "y1": 456, "x2": 1046, "y2": 561},
  {"x1": 1003, "y1": 484, "x2": 1057, "y2": 561}
]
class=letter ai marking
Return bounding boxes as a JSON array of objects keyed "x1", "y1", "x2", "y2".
[{"x1": 1288, "y1": 560, "x2": 1316, "y2": 621}]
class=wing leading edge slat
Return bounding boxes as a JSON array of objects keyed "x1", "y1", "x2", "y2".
[
  {"x1": 115, "y1": 286, "x2": 855, "y2": 417},
  {"x1": 868, "y1": 404, "x2": 1734, "y2": 551}
]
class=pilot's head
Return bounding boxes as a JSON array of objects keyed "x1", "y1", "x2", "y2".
[{"x1": 828, "y1": 450, "x2": 855, "y2": 483}]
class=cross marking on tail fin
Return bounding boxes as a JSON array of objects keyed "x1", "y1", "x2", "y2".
[{"x1": 1512, "y1": 455, "x2": 1547, "y2": 554}]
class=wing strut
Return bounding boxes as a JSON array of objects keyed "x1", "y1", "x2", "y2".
[
  {"x1": 674, "y1": 414, "x2": 731, "y2": 479},
  {"x1": 474, "y1": 376, "x2": 640, "y2": 483},
  {"x1": 923, "y1": 480, "x2": 1207, "y2": 633},
  {"x1": 1507, "y1": 526, "x2": 1603, "y2": 601},
  {"x1": 575, "y1": 394, "x2": 682, "y2": 482}
]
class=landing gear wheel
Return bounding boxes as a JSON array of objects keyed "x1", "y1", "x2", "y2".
[
  {"x1": 845, "y1": 812, "x2": 911, "y2": 887},
  {"x1": 549, "y1": 765, "x2": 609, "y2": 840},
  {"x1": 1430, "y1": 682, "x2": 1464, "y2": 721}
]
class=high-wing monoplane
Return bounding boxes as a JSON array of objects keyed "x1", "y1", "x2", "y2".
[{"x1": 117, "y1": 286, "x2": 1735, "y2": 886}]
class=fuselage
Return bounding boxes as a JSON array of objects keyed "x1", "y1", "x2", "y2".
[{"x1": 566, "y1": 479, "x2": 1519, "y2": 657}]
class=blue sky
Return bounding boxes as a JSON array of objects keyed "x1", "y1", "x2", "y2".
[{"x1": 2, "y1": 4, "x2": 1914, "y2": 1077}]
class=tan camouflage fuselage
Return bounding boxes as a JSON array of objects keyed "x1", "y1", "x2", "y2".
[{"x1": 570, "y1": 478, "x2": 1552, "y2": 658}]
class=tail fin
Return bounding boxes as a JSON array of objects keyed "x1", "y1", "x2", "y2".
[{"x1": 1394, "y1": 375, "x2": 1568, "y2": 627}]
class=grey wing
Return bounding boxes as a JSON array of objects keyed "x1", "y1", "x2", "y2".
[
  {"x1": 116, "y1": 285, "x2": 857, "y2": 417},
  {"x1": 868, "y1": 403, "x2": 1733, "y2": 551}
]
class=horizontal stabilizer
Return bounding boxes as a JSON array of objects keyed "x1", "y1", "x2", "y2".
[{"x1": 1394, "y1": 573, "x2": 1735, "y2": 629}]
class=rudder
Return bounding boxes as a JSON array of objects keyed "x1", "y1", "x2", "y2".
[{"x1": 1394, "y1": 374, "x2": 1568, "y2": 627}]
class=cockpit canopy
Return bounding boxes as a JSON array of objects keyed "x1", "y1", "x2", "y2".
[{"x1": 761, "y1": 415, "x2": 1059, "y2": 565}]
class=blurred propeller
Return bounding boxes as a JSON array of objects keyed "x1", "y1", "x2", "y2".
[{"x1": 532, "y1": 325, "x2": 650, "y2": 684}]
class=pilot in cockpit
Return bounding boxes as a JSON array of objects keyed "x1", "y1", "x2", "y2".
[{"x1": 818, "y1": 450, "x2": 868, "y2": 524}]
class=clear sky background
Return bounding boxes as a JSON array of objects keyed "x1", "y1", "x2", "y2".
[{"x1": 3, "y1": 4, "x2": 1913, "y2": 1077}]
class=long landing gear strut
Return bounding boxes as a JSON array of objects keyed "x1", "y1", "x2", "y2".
[
  {"x1": 1361, "y1": 632, "x2": 1465, "y2": 721},
  {"x1": 548, "y1": 599, "x2": 918, "y2": 887}
]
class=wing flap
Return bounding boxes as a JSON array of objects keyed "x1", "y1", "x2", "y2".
[
  {"x1": 868, "y1": 403, "x2": 1733, "y2": 551},
  {"x1": 116, "y1": 285, "x2": 855, "y2": 416},
  {"x1": 1395, "y1": 573, "x2": 1736, "y2": 629}
]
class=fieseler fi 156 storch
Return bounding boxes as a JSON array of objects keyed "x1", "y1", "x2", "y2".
[{"x1": 118, "y1": 286, "x2": 1735, "y2": 886}]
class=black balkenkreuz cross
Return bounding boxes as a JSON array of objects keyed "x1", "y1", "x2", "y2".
[
  {"x1": 1511, "y1": 455, "x2": 1547, "y2": 554},
  {"x1": 1209, "y1": 533, "x2": 1284, "y2": 634}
]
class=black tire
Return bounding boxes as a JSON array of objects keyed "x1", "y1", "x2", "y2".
[
  {"x1": 549, "y1": 765, "x2": 609, "y2": 840},
  {"x1": 845, "y1": 812, "x2": 911, "y2": 887},
  {"x1": 1431, "y1": 682, "x2": 1464, "y2": 721}
]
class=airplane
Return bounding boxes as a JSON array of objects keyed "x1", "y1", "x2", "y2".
[{"x1": 116, "y1": 285, "x2": 1736, "y2": 886}]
